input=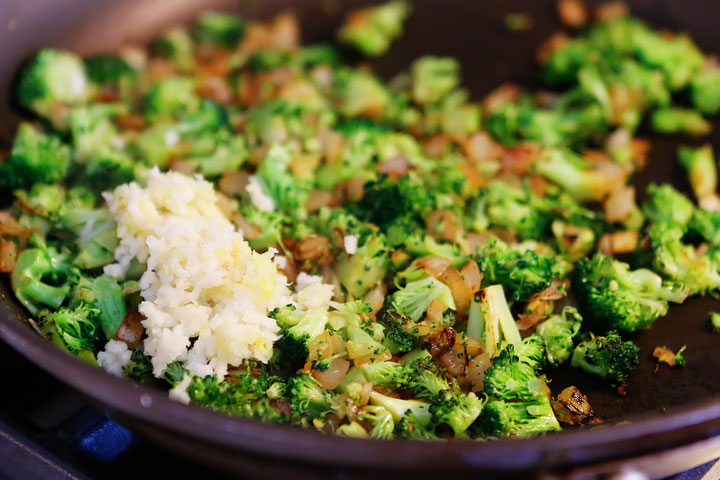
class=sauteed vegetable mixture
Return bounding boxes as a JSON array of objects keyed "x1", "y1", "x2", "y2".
[{"x1": 2, "y1": 1, "x2": 719, "y2": 439}]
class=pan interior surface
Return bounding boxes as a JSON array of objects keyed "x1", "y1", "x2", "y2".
[{"x1": 0, "y1": 0, "x2": 719, "y2": 475}]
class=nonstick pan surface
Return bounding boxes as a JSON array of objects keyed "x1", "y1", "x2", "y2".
[{"x1": 1, "y1": 0, "x2": 720, "y2": 478}]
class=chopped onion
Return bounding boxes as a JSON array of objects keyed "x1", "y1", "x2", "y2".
[{"x1": 313, "y1": 358, "x2": 350, "y2": 390}]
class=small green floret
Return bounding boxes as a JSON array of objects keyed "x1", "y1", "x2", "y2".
[
  {"x1": 0, "y1": 124, "x2": 71, "y2": 190},
  {"x1": 573, "y1": 252, "x2": 688, "y2": 332},
  {"x1": 571, "y1": 331, "x2": 640, "y2": 386},
  {"x1": 17, "y1": 49, "x2": 90, "y2": 117}
]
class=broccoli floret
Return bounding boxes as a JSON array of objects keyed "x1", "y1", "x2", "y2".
[
  {"x1": 391, "y1": 269, "x2": 455, "y2": 322},
  {"x1": 123, "y1": 350, "x2": 155, "y2": 382},
  {"x1": 298, "y1": 44, "x2": 341, "y2": 69},
  {"x1": 154, "y1": 27, "x2": 195, "y2": 71},
  {"x1": 11, "y1": 247, "x2": 78, "y2": 315},
  {"x1": 650, "y1": 108, "x2": 711, "y2": 136},
  {"x1": 690, "y1": 68, "x2": 720, "y2": 116},
  {"x1": 272, "y1": 304, "x2": 328, "y2": 368},
  {"x1": 711, "y1": 312, "x2": 720, "y2": 333},
  {"x1": 350, "y1": 175, "x2": 432, "y2": 230},
  {"x1": 429, "y1": 390, "x2": 485, "y2": 437},
  {"x1": 536, "y1": 307, "x2": 583, "y2": 367},
  {"x1": 237, "y1": 205, "x2": 285, "y2": 251},
  {"x1": 541, "y1": 38, "x2": 594, "y2": 86},
  {"x1": 688, "y1": 209, "x2": 720, "y2": 246},
  {"x1": 195, "y1": 11, "x2": 246, "y2": 47},
  {"x1": 477, "y1": 396, "x2": 560, "y2": 438},
  {"x1": 469, "y1": 182, "x2": 554, "y2": 241},
  {"x1": 358, "y1": 405, "x2": 395, "y2": 439},
  {"x1": 402, "y1": 233, "x2": 468, "y2": 267},
  {"x1": 37, "y1": 302, "x2": 101, "y2": 353},
  {"x1": 571, "y1": 331, "x2": 640, "y2": 386},
  {"x1": 336, "y1": 234, "x2": 390, "y2": 299},
  {"x1": 376, "y1": 308, "x2": 418, "y2": 354},
  {"x1": 679, "y1": 145, "x2": 717, "y2": 204},
  {"x1": 410, "y1": 56, "x2": 460, "y2": 105},
  {"x1": 17, "y1": 49, "x2": 90, "y2": 117},
  {"x1": 334, "y1": 68, "x2": 390, "y2": 117},
  {"x1": 535, "y1": 149, "x2": 626, "y2": 202},
  {"x1": 247, "y1": 50, "x2": 292, "y2": 72},
  {"x1": 81, "y1": 149, "x2": 136, "y2": 192},
  {"x1": 483, "y1": 344, "x2": 546, "y2": 400},
  {"x1": 369, "y1": 391, "x2": 432, "y2": 426},
  {"x1": 84, "y1": 55, "x2": 136, "y2": 87},
  {"x1": 573, "y1": 252, "x2": 688, "y2": 332},
  {"x1": 73, "y1": 274, "x2": 126, "y2": 339},
  {"x1": 187, "y1": 131, "x2": 248, "y2": 177},
  {"x1": 58, "y1": 208, "x2": 118, "y2": 269},
  {"x1": 478, "y1": 342, "x2": 560, "y2": 437},
  {"x1": 0, "y1": 123, "x2": 71, "y2": 189},
  {"x1": 633, "y1": 30, "x2": 704, "y2": 91},
  {"x1": 337, "y1": 1, "x2": 410, "y2": 57},
  {"x1": 646, "y1": 222, "x2": 720, "y2": 295},
  {"x1": 66, "y1": 103, "x2": 125, "y2": 160},
  {"x1": 187, "y1": 372, "x2": 286, "y2": 422},
  {"x1": 143, "y1": 77, "x2": 200, "y2": 121},
  {"x1": 13, "y1": 183, "x2": 66, "y2": 218},
  {"x1": 256, "y1": 144, "x2": 311, "y2": 217},
  {"x1": 642, "y1": 183, "x2": 695, "y2": 227},
  {"x1": 477, "y1": 239, "x2": 565, "y2": 302},
  {"x1": 288, "y1": 374, "x2": 338, "y2": 422}
]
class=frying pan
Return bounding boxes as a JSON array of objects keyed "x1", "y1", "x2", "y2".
[{"x1": 1, "y1": 0, "x2": 720, "y2": 478}]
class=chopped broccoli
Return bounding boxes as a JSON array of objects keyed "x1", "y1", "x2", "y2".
[
  {"x1": 11, "y1": 247, "x2": 78, "y2": 315},
  {"x1": 646, "y1": 222, "x2": 720, "y2": 295},
  {"x1": 474, "y1": 284, "x2": 523, "y2": 358},
  {"x1": 272, "y1": 304, "x2": 329, "y2": 368},
  {"x1": 535, "y1": 148, "x2": 626, "y2": 202},
  {"x1": 573, "y1": 252, "x2": 688, "y2": 332},
  {"x1": 66, "y1": 103, "x2": 125, "y2": 160},
  {"x1": 642, "y1": 183, "x2": 695, "y2": 227},
  {"x1": 477, "y1": 343, "x2": 560, "y2": 437},
  {"x1": 411, "y1": 56, "x2": 460, "y2": 105},
  {"x1": 369, "y1": 391, "x2": 432, "y2": 426},
  {"x1": 73, "y1": 274, "x2": 126, "y2": 339},
  {"x1": 358, "y1": 405, "x2": 395, "y2": 439},
  {"x1": 143, "y1": 77, "x2": 200, "y2": 121},
  {"x1": 58, "y1": 208, "x2": 118, "y2": 269},
  {"x1": 536, "y1": 307, "x2": 583, "y2": 367},
  {"x1": 468, "y1": 182, "x2": 554, "y2": 240},
  {"x1": 650, "y1": 108, "x2": 711, "y2": 136},
  {"x1": 710, "y1": 312, "x2": 720, "y2": 333},
  {"x1": 477, "y1": 239, "x2": 565, "y2": 302},
  {"x1": 337, "y1": 1, "x2": 410, "y2": 57},
  {"x1": 350, "y1": 175, "x2": 432, "y2": 230},
  {"x1": 0, "y1": 123, "x2": 71, "y2": 190},
  {"x1": 80, "y1": 149, "x2": 136, "y2": 191},
  {"x1": 195, "y1": 11, "x2": 245, "y2": 47},
  {"x1": 402, "y1": 233, "x2": 468, "y2": 267},
  {"x1": 288, "y1": 374, "x2": 338, "y2": 422},
  {"x1": 689, "y1": 209, "x2": 720, "y2": 246},
  {"x1": 154, "y1": 28, "x2": 195, "y2": 71},
  {"x1": 391, "y1": 269, "x2": 456, "y2": 322},
  {"x1": 37, "y1": 302, "x2": 101, "y2": 353},
  {"x1": 256, "y1": 144, "x2": 311, "y2": 216},
  {"x1": 17, "y1": 49, "x2": 90, "y2": 117},
  {"x1": 571, "y1": 331, "x2": 640, "y2": 386},
  {"x1": 634, "y1": 30, "x2": 704, "y2": 91},
  {"x1": 429, "y1": 390, "x2": 485, "y2": 437},
  {"x1": 237, "y1": 205, "x2": 285, "y2": 251},
  {"x1": 188, "y1": 372, "x2": 287, "y2": 422},
  {"x1": 376, "y1": 308, "x2": 418, "y2": 354},
  {"x1": 336, "y1": 235, "x2": 390, "y2": 299},
  {"x1": 679, "y1": 145, "x2": 717, "y2": 204},
  {"x1": 84, "y1": 55, "x2": 136, "y2": 87},
  {"x1": 690, "y1": 68, "x2": 720, "y2": 116},
  {"x1": 334, "y1": 69, "x2": 390, "y2": 117}
]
